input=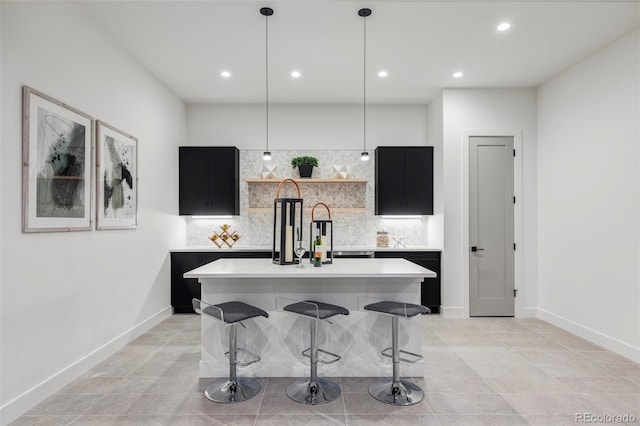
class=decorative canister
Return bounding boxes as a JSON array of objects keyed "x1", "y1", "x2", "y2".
[{"x1": 376, "y1": 231, "x2": 389, "y2": 248}]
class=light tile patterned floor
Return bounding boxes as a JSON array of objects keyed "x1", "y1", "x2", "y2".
[{"x1": 11, "y1": 315, "x2": 640, "y2": 425}]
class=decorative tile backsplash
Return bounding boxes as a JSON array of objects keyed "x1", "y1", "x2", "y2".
[{"x1": 185, "y1": 150, "x2": 433, "y2": 248}]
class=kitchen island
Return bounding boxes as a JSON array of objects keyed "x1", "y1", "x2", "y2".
[{"x1": 184, "y1": 258, "x2": 435, "y2": 378}]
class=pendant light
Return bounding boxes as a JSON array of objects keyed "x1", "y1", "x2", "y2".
[
  {"x1": 261, "y1": 7, "x2": 273, "y2": 161},
  {"x1": 359, "y1": 8, "x2": 371, "y2": 161}
]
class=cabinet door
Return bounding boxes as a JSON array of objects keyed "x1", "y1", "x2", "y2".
[
  {"x1": 171, "y1": 251, "x2": 271, "y2": 313},
  {"x1": 171, "y1": 252, "x2": 217, "y2": 313},
  {"x1": 208, "y1": 147, "x2": 239, "y2": 215},
  {"x1": 405, "y1": 147, "x2": 433, "y2": 215},
  {"x1": 374, "y1": 251, "x2": 441, "y2": 313},
  {"x1": 418, "y1": 258, "x2": 440, "y2": 313},
  {"x1": 179, "y1": 147, "x2": 210, "y2": 215},
  {"x1": 375, "y1": 147, "x2": 406, "y2": 215},
  {"x1": 375, "y1": 147, "x2": 433, "y2": 215},
  {"x1": 178, "y1": 147, "x2": 239, "y2": 215}
]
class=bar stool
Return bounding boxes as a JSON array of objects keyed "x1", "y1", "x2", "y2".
[
  {"x1": 281, "y1": 299, "x2": 349, "y2": 405},
  {"x1": 363, "y1": 300, "x2": 430, "y2": 406},
  {"x1": 192, "y1": 298, "x2": 269, "y2": 403}
]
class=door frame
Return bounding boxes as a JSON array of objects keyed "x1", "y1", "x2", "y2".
[{"x1": 462, "y1": 130, "x2": 523, "y2": 318}]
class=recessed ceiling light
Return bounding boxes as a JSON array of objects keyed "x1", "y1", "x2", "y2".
[
  {"x1": 220, "y1": 71, "x2": 231, "y2": 78},
  {"x1": 453, "y1": 71, "x2": 464, "y2": 78},
  {"x1": 378, "y1": 70, "x2": 388, "y2": 78},
  {"x1": 497, "y1": 22, "x2": 511, "y2": 32},
  {"x1": 291, "y1": 71, "x2": 301, "y2": 78}
]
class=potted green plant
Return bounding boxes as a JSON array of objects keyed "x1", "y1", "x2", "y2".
[{"x1": 291, "y1": 156, "x2": 318, "y2": 178}]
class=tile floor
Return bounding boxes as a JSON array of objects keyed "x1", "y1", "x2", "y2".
[{"x1": 11, "y1": 314, "x2": 640, "y2": 425}]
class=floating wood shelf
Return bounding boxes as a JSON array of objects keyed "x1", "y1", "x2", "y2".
[{"x1": 246, "y1": 178, "x2": 368, "y2": 210}]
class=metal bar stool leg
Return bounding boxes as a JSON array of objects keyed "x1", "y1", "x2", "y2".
[
  {"x1": 205, "y1": 323, "x2": 261, "y2": 403},
  {"x1": 368, "y1": 316, "x2": 425, "y2": 406},
  {"x1": 392, "y1": 316, "x2": 400, "y2": 384},
  {"x1": 310, "y1": 316, "x2": 318, "y2": 384},
  {"x1": 286, "y1": 318, "x2": 342, "y2": 405}
]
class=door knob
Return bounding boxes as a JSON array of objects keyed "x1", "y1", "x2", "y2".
[{"x1": 471, "y1": 246, "x2": 485, "y2": 252}]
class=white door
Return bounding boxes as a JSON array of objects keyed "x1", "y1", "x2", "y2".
[{"x1": 469, "y1": 136, "x2": 515, "y2": 316}]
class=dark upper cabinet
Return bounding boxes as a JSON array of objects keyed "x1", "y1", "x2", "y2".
[
  {"x1": 179, "y1": 147, "x2": 239, "y2": 215},
  {"x1": 375, "y1": 146, "x2": 433, "y2": 215}
]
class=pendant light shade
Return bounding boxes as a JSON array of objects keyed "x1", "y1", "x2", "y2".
[
  {"x1": 359, "y1": 8, "x2": 372, "y2": 161},
  {"x1": 261, "y1": 7, "x2": 274, "y2": 161}
]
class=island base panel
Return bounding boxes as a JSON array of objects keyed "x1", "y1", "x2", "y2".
[{"x1": 198, "y1": 277, "x2": 424, "y2": 378}]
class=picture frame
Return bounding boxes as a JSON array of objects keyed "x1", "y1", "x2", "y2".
[
  {"x1": 22, "y1": 86, "x2": 94, "y2": 232},
  {"x1": 96, "y1": 120, "x2": 138, "y2": 230}
]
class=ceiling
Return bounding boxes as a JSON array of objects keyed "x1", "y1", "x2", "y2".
[{"x1": 76, "y1": 0, "x2": 639, "y2": 104}]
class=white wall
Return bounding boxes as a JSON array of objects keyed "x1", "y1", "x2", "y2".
[
  {"x1": 442, "y1": 89, "x2": 538, "y2": 317},
  {"x1": 427, "y1": 93, "x2": 444, "y2": 250},
  {"x1": 187, "y1": 103, "x2": 429, "y2": 150},
  {"x1": 0, "y1": 5, "x2": 4, "y2": 399},
  {"x1": 0, "y1": 1, "x2": 186, "y2": 422},
  {"x1": 537, "y1": 29, "x2": 640, "y2": 361},
  {"x1": 187, "y1": 103, "x2": 443, "y2": 249}
]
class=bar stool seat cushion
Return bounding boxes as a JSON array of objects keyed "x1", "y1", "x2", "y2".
[
  {"x1": 203, "y1": 301, "x2": 269, "y2": 324},
  {"x1": 364, "y1": 301, "x2": 429, "y2": 317},
  {"x1": 283, "y1": 300, "x2": 349, "y2": 320}
]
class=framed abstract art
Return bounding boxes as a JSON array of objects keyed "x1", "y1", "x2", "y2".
[
  {"x1": 96, "y1": 121, "x2": 138, "y2": 230},
  {"x1": 22, "y1": 86, "x2": 93, "y2": 232}
]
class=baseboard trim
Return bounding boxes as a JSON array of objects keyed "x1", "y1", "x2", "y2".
[
  {"x1": 0, "y1": 306, "x2": 172, "y2": 426},
  {"x1": 519, "y1": 307, "x2": 539, "y2": 318},
  {"x1": 441, "y1": 306, "x2": 465, "y2": 318},
  {"x1": 536, "y1": 307, "x2": 640, "y2": 363}
]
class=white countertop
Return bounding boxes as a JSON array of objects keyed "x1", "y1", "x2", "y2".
[
  {"x1": 184, "y1": 258, "x2": 436, "y2": 279},
  {"x1": 171, "y1": 245, "x2": 441, "y2": 252},
  {"x1": 171, "y1": 246, "x2": 271, "y2": 252}
]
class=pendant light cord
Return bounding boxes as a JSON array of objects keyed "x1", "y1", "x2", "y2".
[
  {"x1": 265, "y1": 13, "x2": 269, "y2": 154},
  {"x1": 363, "y1": 15, "x2": 367, "y2": 153}
]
